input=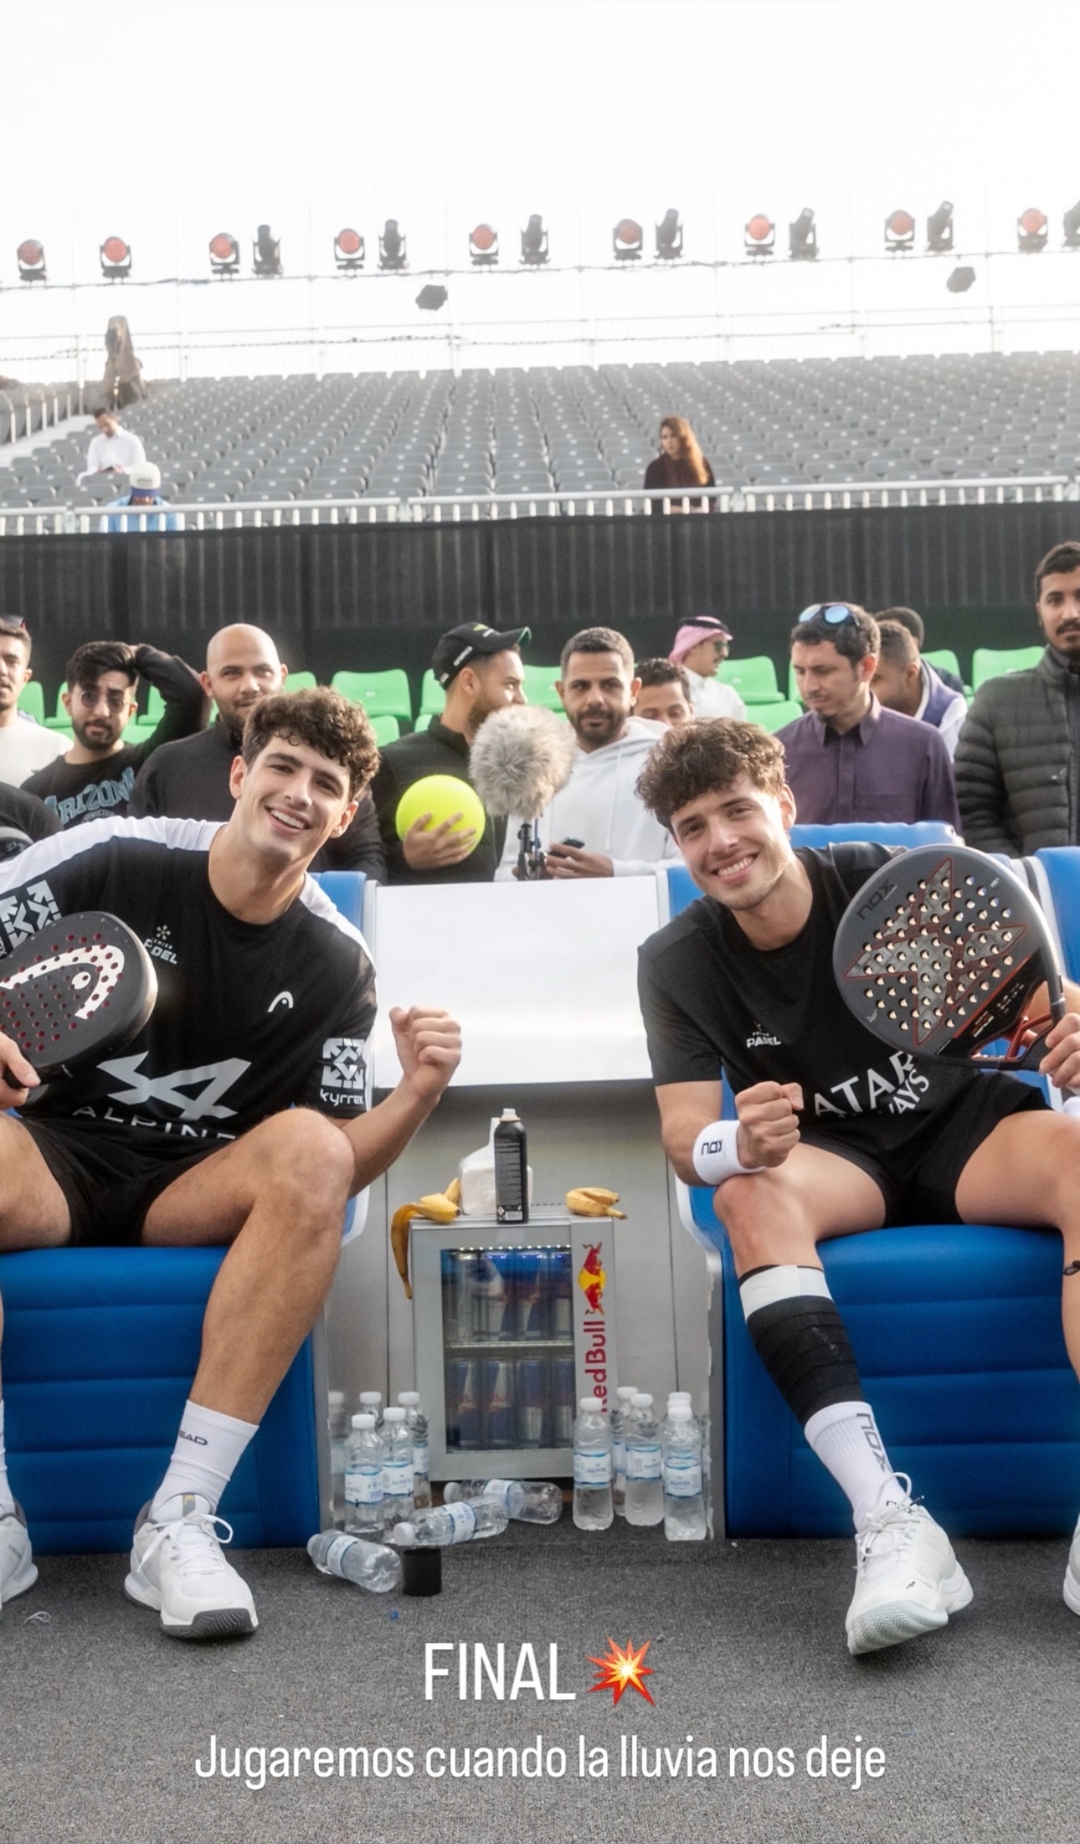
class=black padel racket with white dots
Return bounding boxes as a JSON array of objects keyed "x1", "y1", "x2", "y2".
[
  {"x1": 833, "y1": 845, "x2": 1066, "y2": 1072},
  {"x1": 0, "y1": 912, "x2": 157, "y2": 1079}
]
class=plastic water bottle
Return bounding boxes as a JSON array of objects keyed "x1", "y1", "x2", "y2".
[
  {"x1": 624, "y1": 1393, "x2": 663, "y2": 1526},
  {"x1": 662, "y1": 1403, "x2": 707, "y2": 1540},
  {"x1": 358, "y1": 1390, "x2": 383, "y2": 1431},
  {"x1": 444, "y1": 1478, "x2": 563, "y2": 1524},
  {"x1": 328, "y1": 1390, "x2": 349, "y2": 1526},
  {"x1": 393, "y1": 1500, "x2": 509, "y2": 1547},
  {"x1": 612, "y1": 1384, "x2": 638, "y2": 1519},
  {"x1": 307, "y1": 1529, "x2": 402, "y2": 1593},
  {"x1": 573, "y1": 1396, "x2": 613, "y2": 1530},
  {"x1": 344, "y1": 1413, "x2": 384, "y2": 1539},
  {"x1": 381, "y1": 1406, "x2": 415, "y2": 1530},
  {"x1": 667, "y1": 1391, "x2": 713, "y2": 1537},
  {"x1": 398, "y1": 1391, "x2": 431, "y2": 1510}
]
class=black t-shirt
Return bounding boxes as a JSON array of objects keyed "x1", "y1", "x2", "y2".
[
  {"x1": 370, "y1": 718, "x2": 505, "y2": 885},
  {"x1": 637, "y1": 844, "x2": 976, "y2": 1155},
  {"x1": 0, "y1": 782, "x2": 61, "y2": 844},
  {"x1": 0, "y1": 817, "x2": 375, "y2": 1153}
]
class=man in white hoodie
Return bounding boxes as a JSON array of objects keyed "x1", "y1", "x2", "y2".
[{"x1": 497, "y1": 626, "x2": 678, "y2": 879}]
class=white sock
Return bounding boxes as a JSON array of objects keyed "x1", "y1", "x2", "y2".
[
  {"x1": 151, "y1": 1399, "x2": 258, "y2": 1518},
  {"x1": 0, "y1": 1401, "x2": 14, "y2": 1517},
  {"x1": 804, "y1": 1399, "x2": 906, "y2": 1532}
]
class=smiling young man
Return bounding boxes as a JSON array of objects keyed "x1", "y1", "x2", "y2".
[
  {"x1": 0, "y1": 688, "x2": 461, "y2": 1640},
  {"x1": 0, "y1": 617, "x2": 68, "y2": 787},
  {"x1": 636, "y1": 717, "x2": 1080, "y2": 1655}
]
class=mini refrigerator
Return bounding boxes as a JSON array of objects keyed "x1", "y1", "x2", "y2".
[{"x1": 409, "y1": 1206, "x2": 620, "y2": 1480}]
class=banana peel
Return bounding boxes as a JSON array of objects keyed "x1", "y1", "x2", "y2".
[
  {"x1": 390, "y1": 1181, "x2": 461, "y2": 1298},
  {"x1": 566, "y1": 1185, "x2": 626, "y2": 1220}
]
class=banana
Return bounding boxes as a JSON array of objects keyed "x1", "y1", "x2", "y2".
[
  {"x1": 566, "y1": 1186, "x2": 626, "y2": 1220},
  {"x1": 417, "y1": 1192, "x2": 459, "y2": 1223},
  {"x1": 445, "y1": 1176, "x2": 461, "y2": 1206},
  {"x1": 389, "y1": 1181, "x2": 462, "y2": 1297}
]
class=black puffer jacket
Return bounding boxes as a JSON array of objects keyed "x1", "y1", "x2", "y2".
[{"x1": 954, "y1": 647, "x2": 1080, "y2": 854}]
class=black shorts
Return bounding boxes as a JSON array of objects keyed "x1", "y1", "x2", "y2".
[
  {"x1": 799, "y1": 1073, "x2": 1047, "y2": 1227},
  {"x1": 19, "y1": 1117, "x2": 221, "y2": 1247}
]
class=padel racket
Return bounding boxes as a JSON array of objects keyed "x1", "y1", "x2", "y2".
[
  {"x1": 0, "y1": 912, "x2": 157, "y2": 1079},
  {"x1": 833, "y1": 845, "x2": 1067, "y2": 1073}
]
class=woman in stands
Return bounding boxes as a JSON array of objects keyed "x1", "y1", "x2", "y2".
[{"x1": 644, "y1": 416, "x2": 715, "y2": 511}]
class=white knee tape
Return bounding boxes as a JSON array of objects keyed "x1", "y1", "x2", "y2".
[{"x1": 692, "y1": 1120, "x2": 765, "y2": 1186}]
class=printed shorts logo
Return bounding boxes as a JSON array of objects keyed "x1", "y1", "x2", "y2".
[{"x1": 0, "y1": 879, "x2": 60, "y2": 953}]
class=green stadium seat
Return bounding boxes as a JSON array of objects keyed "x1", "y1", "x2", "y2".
[
  {"x1": 971, "y1": 646, "x2": 1044, "y2": 691},
  {"x1": 786, "y1": 662, "x2": 802, "y2": 704},
  {"x1": 17, "y1": 683, "x2": 45, "y2": 724},
  {"x1": 419, "y1": 672, "x2": 444, "y2": 719},
  {"x1": 718, "y1": 656, "x2": 780, "y2": 704},
  {"x1": 755, "y1": 699, "x2": 803, "y2": 733},
  {"x1": 521, "y1": 664, "x2": 563, "y2": 711},
  {"x1": 136, "y1": 684, "x2": 166, "y2": 729},
  {"x1": 923, "y1": 648, "x2": 963, "y2": 683},
  {"x1": 284, "y1": 671, "x2": 317, "y2": 694},
  {"x1": 331, "y1": 670, "x2": 411, "y2": 722},
  {"x1": 45, "y1": 689, "x2": 71, "y2": 730},
  {"x1": 370, "y1": 715, "x2": 400, "y2": 747}
]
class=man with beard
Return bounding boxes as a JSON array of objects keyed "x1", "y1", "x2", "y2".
[
  {"x1": 956, "y1": 541, "x2": 1080, "y2": 854},
  {"x1": 22, "y1": 641, "x2": 207, "y2": 828},
  {"x1": 371, "y1": 623, "x2": 528, "y2": 884},
  {"x1": 497, "y1": 625, "x2": 678, "y2": 879},
  {"x1": 130, "y1": 624, "x2": 386, "y2": 879}
]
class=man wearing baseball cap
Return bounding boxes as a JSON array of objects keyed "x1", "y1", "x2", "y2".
[
  {"x1": 669, "y1": 616, "x2": 746, "y2": 720},
  {"x1": 370, "y1": 622, "x2": 528, "y2": 884},
  {"x1": 105, "y1": 463, "x2": 180, "y2": 532}
]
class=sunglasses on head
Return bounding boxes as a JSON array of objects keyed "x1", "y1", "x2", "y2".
[{"x1": 797, "y1": 603, "x2": 858, "y2": 627}]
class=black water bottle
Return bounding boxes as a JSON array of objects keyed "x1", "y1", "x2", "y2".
[{"x1": 494, "y1": 1108, "x2": 528, "y2": 1225}]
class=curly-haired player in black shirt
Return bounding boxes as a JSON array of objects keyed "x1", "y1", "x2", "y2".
[
  {"x1": 0, "y1": 688, "x2": 461, "y2": 1640},
  {"x1": 637, "y1": 718, "x2": 1080, "y2": 1656}
]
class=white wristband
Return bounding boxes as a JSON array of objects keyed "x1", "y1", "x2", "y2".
[{"x1": 692, "y1": 1120, "x2": 764, "y2": 1186}]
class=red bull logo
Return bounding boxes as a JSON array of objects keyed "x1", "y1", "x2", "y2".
[{"x1": 577, "y1": 1241, "x2": 606, "y2": 1314}]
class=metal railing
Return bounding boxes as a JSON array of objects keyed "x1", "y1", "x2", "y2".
[{"x1": 0, "y1": 475, "x2": 1075, "y2": 537}]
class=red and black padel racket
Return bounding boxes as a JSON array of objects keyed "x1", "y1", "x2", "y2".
[
  {"x1": 833, "y1": 845, "x2": 1066, "y2": 1073},
  {"x1": 0, "y1": 912, "x2": 157, "y2": 1079}
]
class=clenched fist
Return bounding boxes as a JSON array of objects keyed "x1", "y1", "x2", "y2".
[{"x1": 735, "y1": 1080, "x2": 804, "y2": 1170}]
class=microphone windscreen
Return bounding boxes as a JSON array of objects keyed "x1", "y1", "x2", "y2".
[{"x1": 470, "y1": 704, "x2": 578, "y2": 820}]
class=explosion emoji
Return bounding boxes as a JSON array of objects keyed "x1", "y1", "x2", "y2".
[{"x1": 586, "y1": 1637, "x2": 655, "y2": 1706}]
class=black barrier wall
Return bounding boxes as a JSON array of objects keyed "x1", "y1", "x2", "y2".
[{"x1": 0, "y1": 501, "x2": 1070, "y2": 702}]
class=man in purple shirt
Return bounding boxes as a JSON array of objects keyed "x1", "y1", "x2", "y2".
[{"x1": 776, "y1": 603, "x2": 961, "y2": 831}]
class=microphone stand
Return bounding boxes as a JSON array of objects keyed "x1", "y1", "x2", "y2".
[{"x1": 516, "y1": 819, "x2": 547, "y2": 882}]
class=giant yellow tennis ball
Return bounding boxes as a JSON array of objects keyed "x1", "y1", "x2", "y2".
[{"x1": 395, "y1": 775, "x2": 485, "y2": 853}]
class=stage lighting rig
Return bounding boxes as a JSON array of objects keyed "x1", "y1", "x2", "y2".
[
  {"x1": 655, "y1": 208, "x2": 683, "y2": 259},
  {"x1": 469, "y1": 223, "x2": 499, "y2": 266},
  {"x1": 379, "y1": 220, "x2": 407, "y2": 270},
  {"x1": 744, "y1": 214, "x2": 775, "y2": 256},
  {"x1": 100, "y1": 236, "x2": 131, "y2": 279},
  {"x1": 209, "y1": 232, "x2": 240, "y2": 277},
  {"x1": 520, "y1": 214, "x2": 549, "y2": 265},
  {"x1": 253, "y1": 224, "x2": 282, "y2": 276},
  {"x1": 927, "y1": 201, "x2": 954, "y2": 252},
  {"x1": 947, "y1": 266, "x2": 976, "y2": 293},
  {"x1": 17, "y1": 240, "x2": 46, "y2": 282},
  {"x1": 1064, "y1": 200, "x2": 1080, "y2": 249},
  {"x1": 1017, "y1": 207, "x2": 1048, "y2": 253},
  {"x1": 334, "y1": 228, "x2": 365, "y2": 272},
  {"x1": 885, "y1": 208, "x2": 915, "y2": 253},
  {"x1": 788, "y1": 208, "x2": 818, "y2": 260},
  {"x1": 416, "y1": 284, "x2": 448, "y2": 310},
  {"x1": 613, "y1": 218, "x2": 643, "y2": 261}
]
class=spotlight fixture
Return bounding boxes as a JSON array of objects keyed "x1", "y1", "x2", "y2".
[
  {"x1": 884, "y1": 208, "x2": 915, "y2": 253},
  {"x1": 655, "y1": 208, "x2": 683, "y2": 260},
  {"x1": 334, "y1": 228, "x2": 365, "y2": 272},
  {"x1": 788, "y1": 208, "x2": 818, "y2": 261},
  {"x1": 208, "y1": 232, "x2": 240, "y2": 276},
  {"x1": 1064, "y1": 200, "x2": 1080, "y2": 249},
  {"x1": 1017, "y1": 207, "x2": 1048, "y2": 253},
  {"x1": 416, "y1": 284, "x2": 448, "y2": 311},
  {"x1": 947, "y1": 266, "x2": 976, "y2": 293},
  {"x1": 744, "y1": 213, "x2": 775, "y2": 256},
  {"x1": 99, "y1": 235, "x2": 131, "y2": 279},
  {"x1": 16, "y1": 239, "x2": 46, "y2": 282},
  {"x1": 468, "y1": 223, "x2": 499, "y2": 266},
  {"x1": 520, "y1": 214, "x2": 549, "y2": 266},
  {"x1": 612, "y1": 217, "x2": 643, "y2": 261},
  {"x1": 927, "y1": 200, "x2": 954, "y2": 252},
  {"x1": 379, "y1": 219, "x2": 407, "y2": 271},
  {"x1": 252, "y1": 224, "x2": 282, "y2": 276}
]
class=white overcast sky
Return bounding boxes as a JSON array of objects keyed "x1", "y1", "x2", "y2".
[{"x1": 3, "y1": 0, "x2": 1079, "y2": 378}]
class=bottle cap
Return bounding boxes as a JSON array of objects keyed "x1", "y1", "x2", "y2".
[
  {"x1": 353, "y1": 1413, "x2": 375, "y2": 1429},
  {"x1": 500, "y1": 1108, "x2": 519, "y2": 1120},
  {"x1": 669, "y1": 1391, "x2": 692, "y2": 1402},
  {"x1": 359, "y1": 1392, "x2": 382, "y2": 1405},
  {"x1": 329, "y1": 1390, "x2": 346, "y2": 1406},
  {"x1": 398, "y1": 1391, "x2": 419, "y2": 1406},
  {"x1": 383, "y1": 1406, "x2": 406, "y2": 1423},
  {"x1": 631, "y1": 1393, "x2": 653, "y2": 1407},
  {"x1": 669, "y1": 1403, "x2": 693, "y2": 1421},
  {"x1": 580, "y1": 1396, "x2": 603, "y2": 1413},
  {"x1": 616, "y1": 1386, "x2": 638, "y2": 1402},
  {"x1": 401, "y1": 1544, "x2": 442, "y2": 1597}
]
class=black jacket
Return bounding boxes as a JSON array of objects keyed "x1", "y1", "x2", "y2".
[
  {"x1": 370, "y1": 717, "x2": 504, "y2": 884},
  {"x1": 129, "y1": 717, "x2": 386, "y2": 879},
  {"x1": 954, "y1": 647, "x2": 1076, "y2": 854}
]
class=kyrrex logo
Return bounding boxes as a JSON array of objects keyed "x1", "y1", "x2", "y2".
[{"x1": 97, "y1": 1053, "x2": 250, "y2": 1121}]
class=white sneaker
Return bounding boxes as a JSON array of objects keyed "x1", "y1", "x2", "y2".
[
  {"x1": 0, "y1": 1503, "x2": 38, "y2": 1610},
  {"x1": 1063, "y1": 1519, "x2": 1080, "y2": 1616},
  {"x1": 125, "y1": 1494, "x2": 257, "y2": 1640},
  {"x1": 846, "y1": 1478, "x2": 972, "y2": 1656}
]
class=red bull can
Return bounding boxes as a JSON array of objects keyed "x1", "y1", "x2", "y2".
[
  {"x1": 551, "y1": 1356, "x2": 576, "y2": 1447},
  {"x1": 551, "y1": 1248, "x2": 573, "y2": 1341},
  {"x1": 445, "y1": 1360, "x2": 483, "y2": 1450},
  {"x1": 516, "y1": 1358, "x2": 548, "y2": 1447},
  {"x1": 481, "y1": 1360, "x2": 516, "y2": 1449},
  {"x1": 473, "y1": 1249, "x2": 513, "y2": 1342}
]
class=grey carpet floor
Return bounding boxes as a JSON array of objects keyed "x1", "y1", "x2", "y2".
[{"x1": 2, "y1": 1521, "x2": 1078, "y2": 1844}]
